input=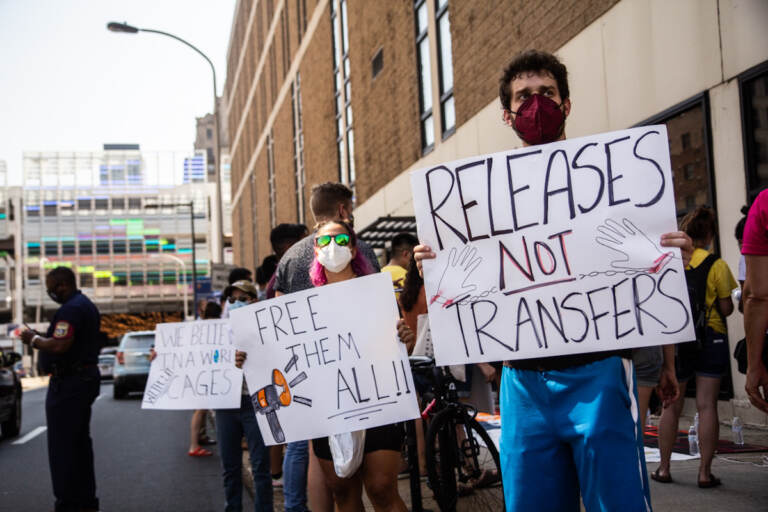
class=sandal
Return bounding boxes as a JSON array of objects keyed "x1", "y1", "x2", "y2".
[
  {"x1": 698, "y1": 474, "x2": 722, "y2": 488},
  {"x1": 188, "y1": 447, "x2": 213, "y2": 457},
  {"x1": 650, "y1": 469, "x2": 673, "y2": 483},
  {"x1": 472, "y1": 469, "x2": 500, "y2": 488}
]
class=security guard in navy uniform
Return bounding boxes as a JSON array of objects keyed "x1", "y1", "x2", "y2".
[{"x1": 21, "y1": 267, "x2": 101, "y2": 512}]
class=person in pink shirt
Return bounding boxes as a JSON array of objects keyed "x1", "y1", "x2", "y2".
[{"x1": 741, "y1": 189, "x2": 768, "y2": 413}]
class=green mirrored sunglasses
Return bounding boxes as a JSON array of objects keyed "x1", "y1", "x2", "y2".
[{"x1": 315, "y1": 233, "x2": 351, "y2": 247}]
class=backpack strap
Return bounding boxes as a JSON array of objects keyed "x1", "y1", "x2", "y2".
[{"x1": 696, "y1": 253, "x2": 721, "y2": 321}]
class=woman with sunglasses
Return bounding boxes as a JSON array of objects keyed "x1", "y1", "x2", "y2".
[
  {"x1": 309, "y1": 220, "x2": 410, "y2": 512},
  {"x1": 235, "y1": 221, "x2": 413, "y2": 511}
]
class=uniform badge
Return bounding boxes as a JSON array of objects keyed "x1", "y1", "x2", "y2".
[{"x1": 53, "y1": 321, "x2": 73, "y2": 339}]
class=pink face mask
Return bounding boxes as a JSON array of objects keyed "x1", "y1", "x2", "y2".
[{"x1": 509, "y1": 94, "x2": 566, "y2": 146}]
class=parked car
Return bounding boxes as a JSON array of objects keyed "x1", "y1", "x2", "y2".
[
  {"x1": 98, "y1": 354, "x2": 115, "y2": 381},
  {"x1": 0, "y1": 350, "x2": 22, "y2": 438},
  {"x1": 113, "y1": 331, "x2": 155, "y2": 399}
]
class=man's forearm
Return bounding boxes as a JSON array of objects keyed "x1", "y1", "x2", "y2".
[{"x1": 31, "y1": 335, "x2": 72, "y2": 354}]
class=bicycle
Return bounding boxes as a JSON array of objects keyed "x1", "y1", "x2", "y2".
[{"x1": 409, "y1": 356, "x2": 504, "y2": 512}]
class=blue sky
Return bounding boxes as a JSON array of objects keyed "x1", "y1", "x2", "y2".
[{"x1": 0, "y1": 0, "x2": 236, "y2": 184}]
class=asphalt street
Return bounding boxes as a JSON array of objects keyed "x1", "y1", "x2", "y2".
[{"x1": 0, "y1": 382, "x2": 247, "y2": 512}]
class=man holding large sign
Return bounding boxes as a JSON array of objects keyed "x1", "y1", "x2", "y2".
[{"x1": 411, "y1": 50, "x2": 694, "y2": 512}]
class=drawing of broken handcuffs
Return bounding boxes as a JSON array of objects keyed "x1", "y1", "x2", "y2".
[{"x1": 586, "y1": 217, "x2": 676, "y2": 279}]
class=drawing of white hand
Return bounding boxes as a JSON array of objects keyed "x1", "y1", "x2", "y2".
[
  {"x1": 436, "y1": 246, "x2": 482, "y2": 304},
  {"x1": 595, "y1": 218, "x2": 666, "y2": 271}
]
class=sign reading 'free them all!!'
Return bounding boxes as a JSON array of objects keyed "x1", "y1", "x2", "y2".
[
  {"x1": 229, "y1": 272, "x2": 420, "y2": 446},
  {"x1": 410, "y1": 125, "x2": 696, "y2": 366}
]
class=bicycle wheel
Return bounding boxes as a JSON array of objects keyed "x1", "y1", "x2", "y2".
[
  {"x1": 425, "y1": 408, "x2": 504, "y2": 511},
  {"x1": 456, "y1": 415, "x2": 504, "y2": 510},
  {"x1": 425, "y1": 408, "x2": 460, "y2": 511}
]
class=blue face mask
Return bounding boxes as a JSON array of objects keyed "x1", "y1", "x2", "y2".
[{"x1": 229, "y1": 300, "x2": 249, "y2": 311}]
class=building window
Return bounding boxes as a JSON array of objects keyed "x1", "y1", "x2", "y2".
[
  {"x1": 80, "y1": 272, "x2": 93, "y2": 288},
  {"x1": 79, "y1": 240, "x2": 93, "y2": 256},
  {"x1": 297, "y1": 0, "x2": 307, "y2": 40},
  {"x1": 435, "y1": 0, "x2": 455, "y2": 137},
  {"x1": 62, "y1": 241, "x2": 75, "y2": 256},
  {"x1": 129, "y1": 239, "x2": 143, "y2": 254},
  {"x1": 282, "y1": 4, "x2": 291, "y2": 79},
  {"x1": 251, "y1": 173, "x2": 259, "y2": 263},
  {"x1": 267, "y1": 131, "x2": 277, "y2": 228},
  {"x1": 45, "y1": 241, "x2": 58, "y2": 256},
  {"x1": 206, "y1": 128, "x2": 213, "y2": 140},
  {"x1": 414, "y1": 0, "x2": 434, "y2": 152},
  {"x1": 640, "y1": 94, "x2": 714, "y2": 221},
  {"x1": 292, "y1": 73, "x2": 306, "y2": 223},
  {"x1": 113, "y1": 239, "x2": 127, "y2": 254},
  {"x1": 741, "y1": 62, "x2": 768, "y2": 201},
  {"x1": 27, "y1": 242, "x2": 41, "y2": 257},
  {"x1": 330, "y1": 0, "x2": 356, "y2": 191},
  {"x1": 371, "y1": 48, "x2": 383, "y2": 79},
  {"x1": 96, "y1": 240, "x2": 110, "y2": 255}
]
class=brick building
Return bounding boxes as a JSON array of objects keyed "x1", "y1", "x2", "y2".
[{"x1": 225, "y1": 1, "x2": 768, "y2": 423}]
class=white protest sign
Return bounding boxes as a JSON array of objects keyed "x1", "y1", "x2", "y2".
[
  {"x1": 410, "y1": 125, "x2": 696, "y2": 365},
  {"x1": 142, "y1": 319, "x2": 243, "y2": 409},
  {"x1": 229, "y1": 272, "x2": 420, "y2": 446}
]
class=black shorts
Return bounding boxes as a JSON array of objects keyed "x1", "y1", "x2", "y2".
[
  {"x1": 312, "y1": 422, "x2": 404, "y2": 461},
  {"x1": 676, "y1": 326, "x2": 730, "y2": 381}
]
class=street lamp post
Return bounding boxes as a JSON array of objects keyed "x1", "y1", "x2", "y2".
[
  {"x1": 150, "y1": 253, "x2": 189, "y2": 320},
  {"x1": 107, "y1": 21, "x2": 224, "y2": 263},
  {"x1": 144, "y1": 201, "x2": 198, "y2": 318}
]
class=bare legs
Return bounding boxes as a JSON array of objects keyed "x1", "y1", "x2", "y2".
[
  {"x1": 315, "y1": 449, "x2": 407, "y2": 512},
  {"x1": 308, "y1": 442, "x2": 334, "y2": 512},
  {"x1": 695, "y1": 376, "x2": 722, "y2": 482},
  {"x1": 189, "y1": 409, "x2": 206, "y2": 453},
  {"x1": 656, "y1": 376, "x2": 722, "y2": 483}
]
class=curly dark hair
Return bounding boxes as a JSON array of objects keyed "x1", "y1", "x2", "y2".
[
  {"x1": 680, "y1": 206, "x2": 717, "y2": 243},
  {"x1": 399, "y1": 257, "x2": 424, "y2": 313},
  {"x1": 499, "y1": 49, "x2": 569, "y2": 110}
]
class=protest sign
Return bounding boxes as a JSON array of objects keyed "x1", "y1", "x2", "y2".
[
  {"x1": 229, "y1": 272, "x2": 420, "y2": 446},
  {"x1": 410, "y1": 125, "x2": 696, "y2": 365},
  {"x1": 142, "y1": 319, "x2": 243, "y2": 409}
]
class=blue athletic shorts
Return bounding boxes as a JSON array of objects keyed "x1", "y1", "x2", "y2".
[{"x1": 499, "y1": 356, "x2": 651, "y2": 512}]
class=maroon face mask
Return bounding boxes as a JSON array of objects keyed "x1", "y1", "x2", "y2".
[{"x1": 510, "y1": 94, "x2": 566, "y2": 146}]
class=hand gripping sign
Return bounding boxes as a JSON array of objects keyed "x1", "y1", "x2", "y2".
[
  {"x1": 230, "y1": 272, "x2": 420, "y2": 446},
  {"x1": 410, "y1": 126, "x2": 696, "y2": 366}
]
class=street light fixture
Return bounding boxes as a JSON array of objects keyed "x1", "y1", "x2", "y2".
[
  {"x1": 144, "y1": 201, "x2": 199, "y2": 318},
  {"x1": 107, "y1": 20, "x2": 224, "y2": 263}
]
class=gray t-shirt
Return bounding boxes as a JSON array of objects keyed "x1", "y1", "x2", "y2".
[{"x1": 274, "y1": 233, "x2": 381, "y2": 294}]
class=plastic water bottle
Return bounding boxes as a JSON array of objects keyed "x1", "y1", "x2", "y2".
[
  {"x1": 732, "y1": 417, "x2": 745, "y2": 446},
  {"x1": 688, "y1": 423, "x2": 700, "y2": 456}
]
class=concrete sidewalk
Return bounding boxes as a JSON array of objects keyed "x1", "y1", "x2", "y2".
[{"x1": 242, "y1": 416, "x2": 768, "y2": 511}]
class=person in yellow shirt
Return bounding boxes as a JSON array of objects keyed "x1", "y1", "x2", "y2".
[
  {"x1": 382, "y1": 233, "x2": 418, "y2": 298},
  {"x1": 654, "y1": 207, "x2": 737, "y2": 489}
]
